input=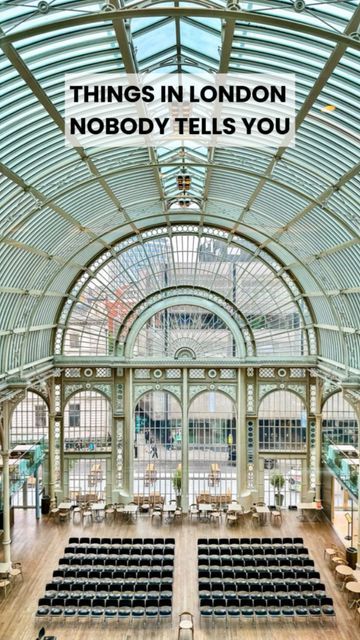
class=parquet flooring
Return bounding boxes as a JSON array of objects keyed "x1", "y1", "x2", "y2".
[{"x1": 0, "y1": 509, "x2": 358, "y2": 640}]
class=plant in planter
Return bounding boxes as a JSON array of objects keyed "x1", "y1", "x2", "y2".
[
  {"x1": 172, "y1": 468, "x2": 182, "y2": 508},
  {"x1": 334, "y1": 452, "x2": 342, "y2": 469},
  {"x1": 270, "y1": 473, "x2": 285, "y2": 507},
  {"x1": 350, "y1": 466, "x2": 358, "y2": 487}
]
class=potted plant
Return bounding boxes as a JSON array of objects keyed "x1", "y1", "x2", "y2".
[
  {"x1": 172, "y1": 468, "x2": 182, "y2": 508},
  {"x1": 270, "y1": 472, "x2": 285, "y2": 507}
]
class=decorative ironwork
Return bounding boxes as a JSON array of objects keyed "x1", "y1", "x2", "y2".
[
  {"x1": 290, "y1": 368, "x2": 305, "y2": 378},
  {"x1": 64, "y1": 384, "x2": 84, "y2": 399},
  {"x1": 115, "y1": 384, "x2": 124, "y2": 414},
  {"x1": 259, "y1": 368, "x2": 275, "y2": 378},
  {"x1": 134, "y1": 369, "x2": 151, "y2": 379},
  {"x1": 188, "y1": 384, "x2": 208, "y2": 402},
  {"x1": 220, "y1": 369, "x2": 236, "y2": 379},
  {"x1": 96, "y1": 368, "x2": 111, "y2": 377},
  {"x1": 189, "y1": 369, "x2": 206, "y2": 379},
  {"x1": 65, "y1": 368, "x2": 81, "y2": 378}
]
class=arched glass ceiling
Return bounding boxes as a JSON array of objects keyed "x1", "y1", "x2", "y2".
[
  {"x1": 58, "y1": 226, "x2": 315, "y2": 359},
  {"x1": 0, "y1": 1, "x2": 359, "y2": 379}
]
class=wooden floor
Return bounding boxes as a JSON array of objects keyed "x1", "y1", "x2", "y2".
[{"x1": 0, "y1": 509, "x2": 358, "y2": 640}]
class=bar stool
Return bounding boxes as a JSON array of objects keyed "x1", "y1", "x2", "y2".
[
  {"x1": 0, "y1": 579, "x2": 10, "y2": 599},
  {"x1": 72, "y1": 506, "x2": 82, "y2": 523},
  {"x1": 82, "y1": 506, "x2": 93, "y2": 526},
  {"x1": 105, "y1": 505, "x2": 115, "y2": 522},
  {"x1": 251, "y1": 512, "x2": 260, "y2": 528},
  {"x1": 324, "y1": 546, "x2": 338, "y2": 561},
  {"x1": 271, "y1": 511, "x2": 282, "y2": 526}
]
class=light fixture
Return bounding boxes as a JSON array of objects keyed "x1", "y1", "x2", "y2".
[
  {"x1": 176, "y1": 172, "x2": 191, "y2": 192},
  {"x1": 321, "y1": 104, "x2": 336, "y2": 112}
]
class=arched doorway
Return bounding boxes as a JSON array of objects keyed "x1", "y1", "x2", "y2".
[
  {"x1": 258, "y1": 389, "x2": 307, "y2": 507},
  {"x1": 188, "y1": 391, "x2": 237, "y2": 505},
  {"x1": 134, "y1": 390, "x2": 182, "y2": 502},
  {"x1": 63, "y1": 390, "x2": 112, "y2": 502}
]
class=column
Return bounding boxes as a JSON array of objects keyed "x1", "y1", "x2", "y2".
[
  {"x1": 48, "y1": 379, "x2": 56, "y2": 507},
  {"x1": 22, "y1": 480, "x2": 28, "y2": 508},
  {"x1": 1, "y1": 401, "x2": 11, "y2": 565},
  {"x1": 123, "y1": 368, "x2": 133, "y2": 499},
  {"x1": 357, "y1": 468, "x2": 360, "y2": 568},
  {"x1": 181, "y1": 368, "x2": 189, "y2": 510},
  {"x1": 34, "y1": 466, "x2": 40, "y2": 520},
  {"x1": 315, "y1": 411, "x2": 322, "y2": 503},
  {"x1": 355, "y1": 400, "x2": 360, "y2": 568},
  {"x1": 237, "y1": 368, "x2": 247, "y2": 497},
  {"x1": 258, "y1": 457, "x2": 265, "y2": 502}
]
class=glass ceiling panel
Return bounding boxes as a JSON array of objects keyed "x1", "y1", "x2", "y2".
[
  {"x1": 0, "y1": 1, "x2": 359, "y2": 377},
  {"x1": 133, "y1": 20, "x2": 176, "y2": 62}
]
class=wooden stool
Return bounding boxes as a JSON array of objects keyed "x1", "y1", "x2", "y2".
[
  {"x1": 105, "y1": 507, "x2": 115, "y2": 522},
  {"x1": 226, "y1": 513, "x2": 238, "y2": 526},
  {"x1": 252, "y1": 513, "x2": 260, "y2": 528},
  {"x1": 0, "y1": 579, "x2": 10, "y2": 599},
  {"x1": 178, "y1": 611, "x2": 194, "y2": 640},
  {"x1": 72, "y1": 506, "x2": 81, "y2": 523},
  {"x1": 324, "y1": 546, "x2": 338, "y2": 561},
  {"x1": 271, "y1": 511, "x2": 282, "y2": 526},
  {"x1": 82, "y1": 509, "x2": 93, "y2": 525}
]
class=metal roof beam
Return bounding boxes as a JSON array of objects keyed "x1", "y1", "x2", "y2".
[{"x1": 1, "y1": 8, "x2": 359, "y2": 51}]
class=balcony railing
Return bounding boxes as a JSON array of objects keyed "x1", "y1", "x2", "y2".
[
  {"x1": 0, "y1": 440, "x2": 46, "y2": 508},
  {"x1": 322, "y1": 437, "x2": 359, "y2": 499}
]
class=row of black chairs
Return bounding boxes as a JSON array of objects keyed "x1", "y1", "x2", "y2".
[
  {"x1": 199, "y1": 557, "x2": 315, "y2": 569},
  {"x1": 46, "y1": 582, "x2": 172, "y2": 595},
  {"x1": 60, "y1": 556, "x2": 171, "y2": 566},
  {"x1": 199, "y1": 596, "x2": 335, "y2": 621},
  {"x1": 59, "y1": 557, "x2": 174, "y2": 567},
  {"x1": 37, "y1": 596, "x2": 172, "y2": 621},
  {"x1": 199, "y1": 567, "x2": 321, "y2": 580},
  {"x1": 199, "y1": 582, "x2": 326, "y2": 595},
  {"x1": 64, "y1": 546, "x2": 174, "y2": 556},
  {"x1": 198, "y1": 546, "x2": 308, "y2": 556},
  {"x1": 69, "y1": 536, "x2": 174, "y2": 546},
  {"x1": 53, "y1": 568, "x2": 173, "y2": 580},
  {"x1": 198, "y1": 537, "x2": 304, "y2": 546}
]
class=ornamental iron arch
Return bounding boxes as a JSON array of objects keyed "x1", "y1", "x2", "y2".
[{"x1": 124, "y1": 296, "x2": 246, "y2": 361}]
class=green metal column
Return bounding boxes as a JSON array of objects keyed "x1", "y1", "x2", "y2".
[
  {"x1": 237, "y1": 367, "x2": 247, "y2": 498},
  {"x1": 181, "y1": 368, "x2": 189, "y2": 510},
  {"x1": 123, "y1": 368, "x2": 133, "y2": 499},
  {"x1": 1, "y1": 401, "x2": 11, "y2": 565},
  {"x1": 48, "y1": 379, "x2": 56, "y2": 507},
  {"x1": 34, "y1": 466, "x2": 40, "y2": 519},
  {"x1": 315, "y1": 378, "x2": 323, "y2": 503}
]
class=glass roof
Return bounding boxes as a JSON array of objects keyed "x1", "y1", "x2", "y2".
[
  {"x1": 57, "y1": 227, "x2": 316, "y2": 360},
  {"x1": 0, "y1": 1, "x2": 359, "y2": 380}
]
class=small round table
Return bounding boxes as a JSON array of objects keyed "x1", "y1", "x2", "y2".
[
  {"x1": 331, "y1": 556, "x2": 347, "y2": 571},
  {"x1": 345, "y1": 581, "x2": 360, "y2": 607},
  {"x1": 335, "y1": 564, "x2": 354, "y2": 588},
  {"x1": 335, "y1": 565, "x2": 353, "y2": 577}
]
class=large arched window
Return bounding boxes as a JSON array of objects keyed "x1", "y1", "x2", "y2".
[
  {"x1": 134, "y1": 390, "x2": 182, "y2": 501},
  {"x1": 10, "y1": 391, "x2": 48, "y2": 447},
  {"x1": 58, "y1": 228, "x2": 314, "y2": 359},
  {"x1": 258, "y1": 390, "x2": 307, "y2": 451},
  {"x1": 63, "y1": 390, "x2": 112, "y2": 453},
  {"x1": 188, "y1": 391, "x2": 236, "y2": 504},
  {"x1": 322, "y1": 392, "x2": 358, "y2": 446}
]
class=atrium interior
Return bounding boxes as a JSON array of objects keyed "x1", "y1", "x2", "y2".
[{"x1": 0, "y1": 1, "x2": 359, "y2": 639}]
